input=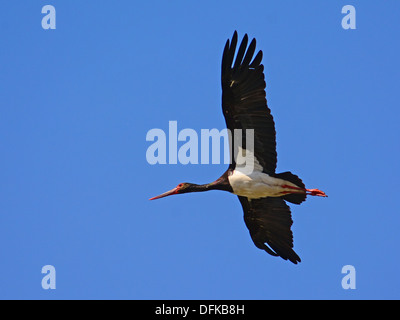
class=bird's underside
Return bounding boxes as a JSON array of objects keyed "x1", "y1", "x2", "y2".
[{"x1": 227, "y1": 168, "x2": 310, "y2": 264}]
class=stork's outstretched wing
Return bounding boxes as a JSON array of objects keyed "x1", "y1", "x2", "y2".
[
  {"x1": 238, "y1": 196, "x2": 301, "y2": 264},
  {"x1": 221, "y1": 31, "x2": 277, "y2": 174}
]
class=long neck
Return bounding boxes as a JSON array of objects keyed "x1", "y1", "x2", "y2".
[{"x1": 189, "y1": 172, "x2": 233, "y2": 193}]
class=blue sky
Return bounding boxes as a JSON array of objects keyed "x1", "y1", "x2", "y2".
[{"x1": 1, "y1": 1, "x2": 399, "y2": 299}]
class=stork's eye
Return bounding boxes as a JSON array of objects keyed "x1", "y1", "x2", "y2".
[{"x1": 178, "y1": 183, "x2": 183, "y2": 188}]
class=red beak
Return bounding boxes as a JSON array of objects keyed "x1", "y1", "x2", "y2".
[{"x1": 149, "y1": 187, "x2": 179, "y2": 200}]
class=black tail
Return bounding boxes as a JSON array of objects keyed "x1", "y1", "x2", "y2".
[{"x1": 275, "y1": 171, "x2": 306, "y2": 205}]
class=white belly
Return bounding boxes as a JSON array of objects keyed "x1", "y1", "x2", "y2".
[{"x1": 228, "y1": 170, "x2": 298, "y2": 199}]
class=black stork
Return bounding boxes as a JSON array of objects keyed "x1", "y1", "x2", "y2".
[{"x1": 150, "y1": 31, "x2": 327, "y2": 264}]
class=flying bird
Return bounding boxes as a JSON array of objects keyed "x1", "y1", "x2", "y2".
[{"x1": 150, "y1": 31, "x2": 327, "y2": 264}]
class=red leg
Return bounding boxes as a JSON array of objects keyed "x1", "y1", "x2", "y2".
[
  {"x1": 282, "y1": 185, "x2": 327, "y2": 197},
  {"x1": 306, "y1": 188, "x2": 327, "y2": 197}
]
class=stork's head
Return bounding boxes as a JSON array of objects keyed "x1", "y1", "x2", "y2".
[{"x1": 149, "y1": 183, "x2": 194, "y2": 200}]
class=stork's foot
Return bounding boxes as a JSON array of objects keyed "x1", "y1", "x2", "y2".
[{"x1": 306, "y1": 188, "x2": 327, "y2": 197}]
